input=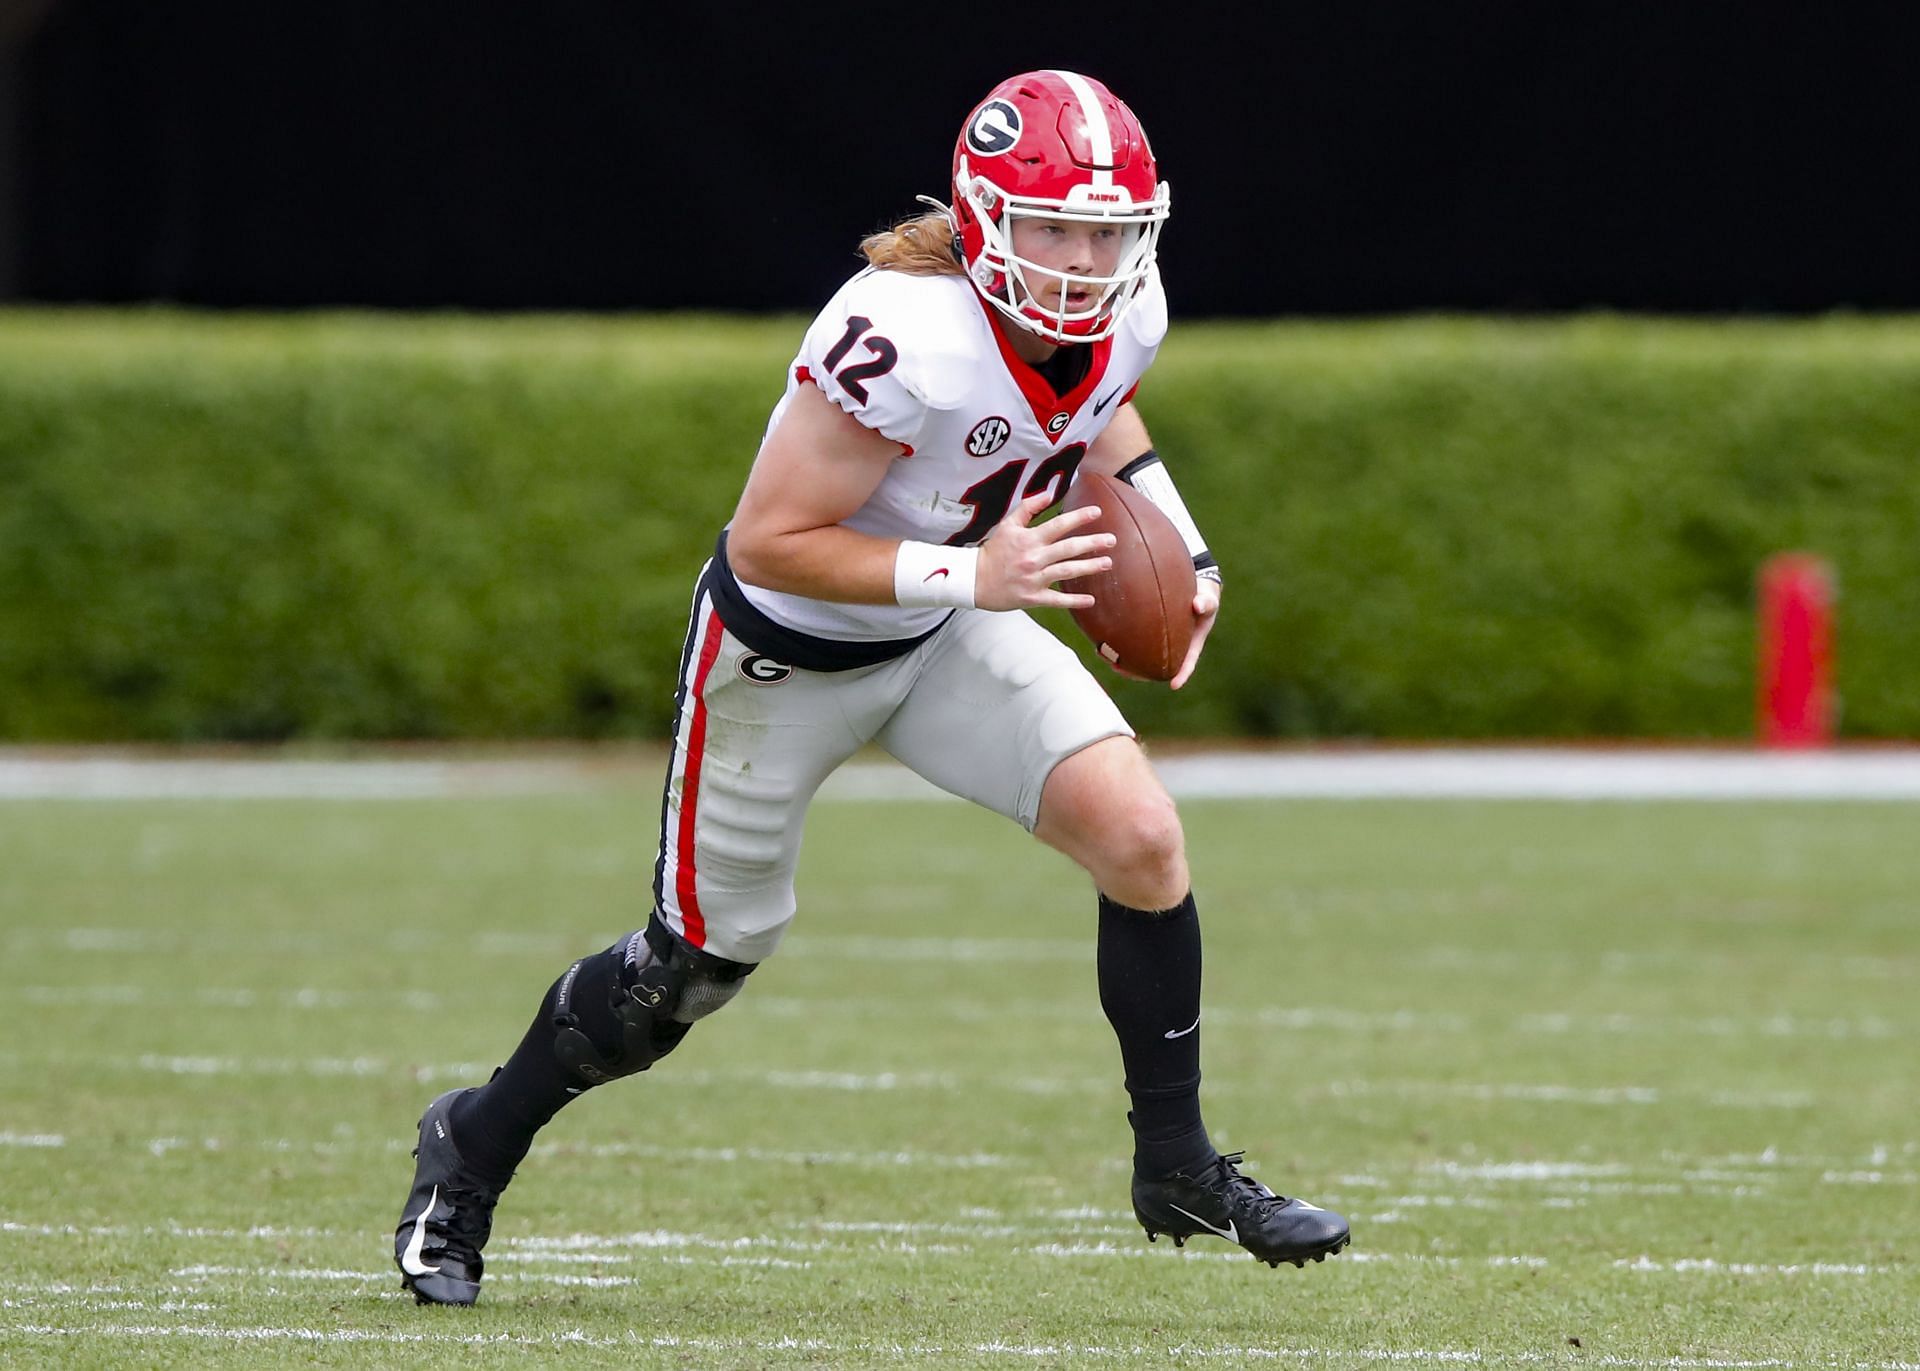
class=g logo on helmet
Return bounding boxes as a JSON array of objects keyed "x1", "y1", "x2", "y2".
[{"x1": 965, "y1": 100, "x2": 1022, "y2": 157}]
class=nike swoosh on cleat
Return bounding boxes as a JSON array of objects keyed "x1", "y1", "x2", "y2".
[
  {"x1": 1163, "y1": 1014, "x2": 1201, "y2": 1039},
  {"x1": 1293, "y1": 1199, "x2": 1325, "y2": 1211},
  {"x1": 400, "y1": 1185, "x2": 443, "y2": 1277},
  {"x1": 1169, "y1": 1203, "x2": 1237, "y2": 1243}
]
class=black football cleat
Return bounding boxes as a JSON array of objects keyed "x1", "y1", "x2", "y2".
[
  {"x1": 393, "y1": 1088, "x2": 505, "y2": 1306},
  {"x1": 1133, "y1": 1150, "x2": 1351, "y2": 1268}
]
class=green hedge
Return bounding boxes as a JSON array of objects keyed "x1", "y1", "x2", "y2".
[{"x1": 2, "y1": 309, "x2": 1915, "y2": 741}]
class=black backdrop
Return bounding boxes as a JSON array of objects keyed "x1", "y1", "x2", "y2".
[{"x1": 13, "y1": 1, "x2": 1916, "y2": 314}]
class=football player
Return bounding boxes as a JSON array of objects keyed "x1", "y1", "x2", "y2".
[{"x1": 392, "y1": 69, "x2": 1350, "y2": 1306}]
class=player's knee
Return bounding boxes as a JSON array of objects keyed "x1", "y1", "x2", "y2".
[
  {"x1": 1071, "y1": 791, "x2": 1186, "y2": 910},
  {"x1": 1121, "y1": 802, "x2": 1182, "y2": 898},
  {"x1": 550, "y1": 917, "x2": 757, "y2": 1090},
  {"x1": 1110, "y1": 793, "x2": 1186, "y2": 889}
]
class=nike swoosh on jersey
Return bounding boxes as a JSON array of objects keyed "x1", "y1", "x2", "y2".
[
  {"x1": 400, "y1": 1185, "x2": 444, "y2": 1276},
  {"x1": 1092, "y1": 386, "x2": 1126, "y2": 416},
  {"x1": 1170, "y1": 1203, "x2": 1237, "y2": 1243},
  {"x1": 1163, "y1": 1013, "x2": 1201, "y2": 1039}
]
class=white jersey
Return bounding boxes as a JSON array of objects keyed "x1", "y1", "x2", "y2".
[{"x1": 711, "y1": 265, "x2": 1168, "y2": 667}]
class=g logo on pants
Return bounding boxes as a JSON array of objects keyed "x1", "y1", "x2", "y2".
[{"x1": 738, "y1": 654, "x2": 794, "y2": 686}]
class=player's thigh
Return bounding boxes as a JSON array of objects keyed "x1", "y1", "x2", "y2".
[
  {"x1": 657, "y1": 589, "x2": 886, "y2": 962},
  {"x1": 875, "y1": 609, "x2": 1132, "y2": 832}
]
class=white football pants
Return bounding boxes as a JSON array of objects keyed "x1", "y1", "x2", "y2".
[{"x1": 651, "y1": 568, "x2": 1133, "y2": 964}]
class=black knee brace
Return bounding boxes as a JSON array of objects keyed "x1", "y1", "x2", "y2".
[{"x1": 551, "y1": 917, "x2": 756, "y2": 1089}]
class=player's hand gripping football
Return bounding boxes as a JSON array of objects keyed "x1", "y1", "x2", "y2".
[
  {"x1": 975, "y1": 491, "x2": 1116, "y2": 612},
  {"x1": 1106, "y1": 575, "x2": 1219, "y2": 689},
  {"x1": 1168, "y1": 577, "x2": 1220, "y2": 690}
]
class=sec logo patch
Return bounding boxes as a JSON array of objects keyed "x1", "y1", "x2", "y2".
[{"x1": 966, "y1": 416, "x2": 1011, "y2": 457}]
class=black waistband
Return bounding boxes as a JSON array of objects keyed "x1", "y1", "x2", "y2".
[{"x1": 707, "y1": 530, "x2": 951, "y2": 673}]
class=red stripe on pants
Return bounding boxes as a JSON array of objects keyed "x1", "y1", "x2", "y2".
[{"x1": 674, "y1": 609, "x2": 725, "y2": 947}]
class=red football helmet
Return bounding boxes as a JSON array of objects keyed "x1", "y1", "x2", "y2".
[{"x1": 949, "y1": 70, "x2": 1170, "y2": 343}]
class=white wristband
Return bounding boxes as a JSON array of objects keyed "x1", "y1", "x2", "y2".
[
  {"x1": 893, "y1": 541, "x2": 979, "y2": 609},
  {"x1": 1123, "y1": 457, "x2": 1210, "y2": 565}
]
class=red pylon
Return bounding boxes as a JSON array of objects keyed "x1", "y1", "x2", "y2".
[{"x1": 1757, "y1": 554, "x2": 1836, "y2": 749}]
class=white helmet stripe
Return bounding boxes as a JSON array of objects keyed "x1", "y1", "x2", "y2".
[{"x1": 1050, "y1": 69, "x2": 1114, "y2": 189}]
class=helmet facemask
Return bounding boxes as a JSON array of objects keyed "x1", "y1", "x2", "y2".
[{"x1": 957, "y1": 159, "x2": 1170, "y2": 344}]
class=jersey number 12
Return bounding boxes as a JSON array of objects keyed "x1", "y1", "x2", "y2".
[
  {"x1": 943, "y1": 443, "x2": 1088, "y2": 547},
  {"x1": 821, "y1": 316, "x2": 899, "y2": 404}
]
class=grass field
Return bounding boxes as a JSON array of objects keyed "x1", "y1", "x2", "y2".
[{"x1": 2, "y1": 780, "x2": 1916, "y2": 1367}]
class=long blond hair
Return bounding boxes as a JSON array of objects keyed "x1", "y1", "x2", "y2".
[{"x1": 859, "y1": 210, "x2": 965, "y2": 276}]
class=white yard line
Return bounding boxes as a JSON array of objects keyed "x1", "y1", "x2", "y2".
[
  {"x1": 0, "y1": 1298, "x2": 213, "y2": 1313},
  {"x1": 1, "y1": 1222, "x2": 329, "y2": 1239},
  {"x1": 4, "y1": 1214, "x2": 1899, "y2": 1277},
  {"x1": 1615, "y1": 1257, "x2": 1895, "y2": 1277},
  {"x1": 1325, "y1": 1079, "x2": 1815, "y2": 1110},
  {"x1": 1144, "y1": 749, "x2": 1920, "y2": 802},
  {"x1": 2, "y1": 1240, "x2": 1898, "y2": 1281},
  {"x1": 825, "y1": 748, "x2": 1920, "y2": 803},
  {"x1": 9, "y1": 929, "x2": 1912, "y2": 991},
  {"x1": 0, "y1": 1129, "x2": 1013, "y2": 1169},
  {"x1": 0, "y1": 756, "x2": 593, "y2": 800},
  {"x1": 1513, "y1": 1011, "x2": 1898, "y2": 1041},
  {"x1": 1426, "y1": 1161, "x2": 1630, "y2": 1180},
  {"x1": 16, "y1": 983, "x2": 1900, "y2": 1043},
  {"x1": 0, "y1": 1050, "x2": 1829, "y2": 1110},
  {"x1": 1821, "y1": 1170, "x2": 1919, "y2": 1185},
  {"x1": 2, "y1": 1321, "x2": 1914, "y2": 1367},
  {"x1": 2, "y1": 747, "x2": 1917, "y2": 801},
  {"x1": 16, "y1": 1128, "x2": 1900, "y2": 1247}
]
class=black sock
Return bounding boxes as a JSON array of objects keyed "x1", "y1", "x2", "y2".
[
  {"x1": 1097, "y1": 891, "x2": 1214, "y2": 1178},
  {"x1": 447, "y1": 938, "x2": 639, "y2": 1185}
]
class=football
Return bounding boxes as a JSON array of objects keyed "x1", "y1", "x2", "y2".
[{"x1": 1058, "y1": 470, "x2": 1197, "y2": 680}]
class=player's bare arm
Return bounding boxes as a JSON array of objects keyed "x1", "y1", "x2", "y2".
[
  {"x1": 726, "y1": 381, "x2": 906, "y2": 603},
  {"x1": 1085, "y1": 402, "x2": 1222, "y2": 689},
  {"x1": 729, "y1": 380, "x2": 1116, "y2": 612}
]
